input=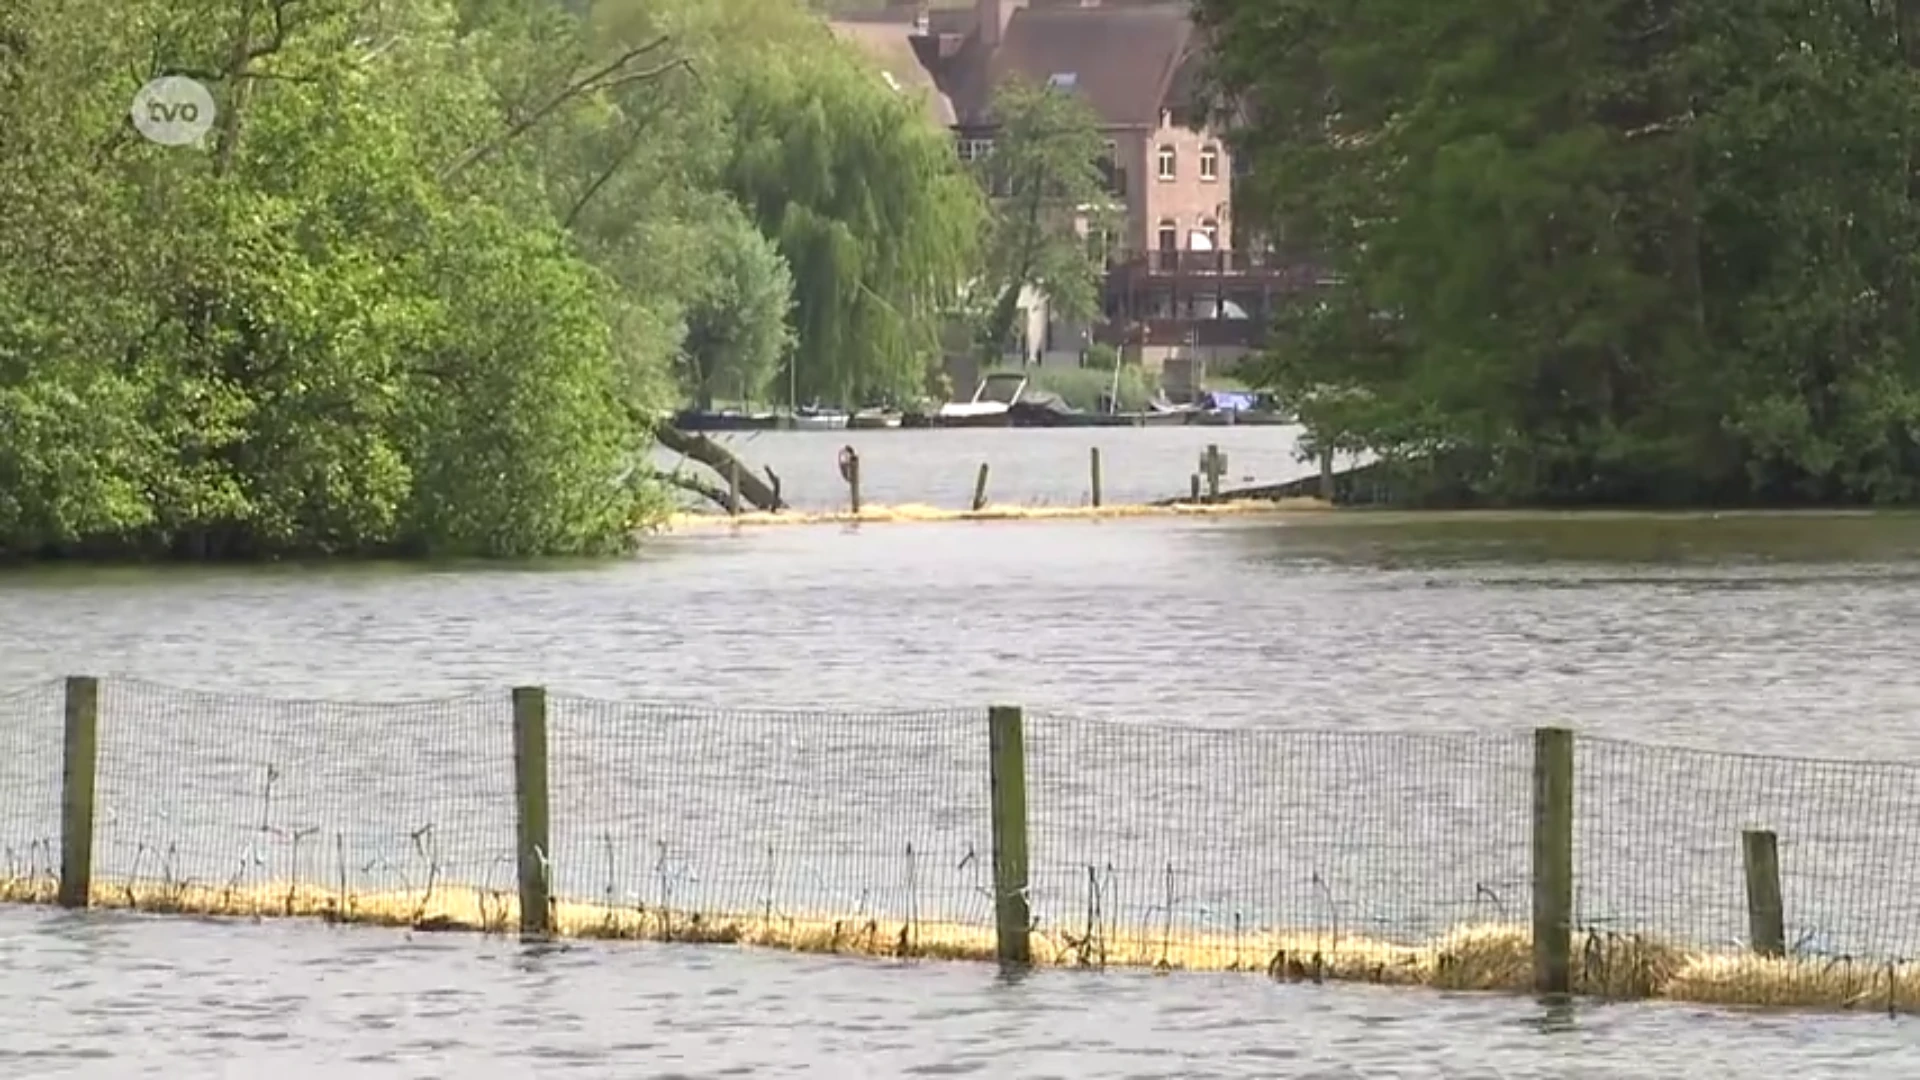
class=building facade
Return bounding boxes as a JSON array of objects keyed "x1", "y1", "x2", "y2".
[{"x1": 831, "y1": 0, "x2": 1319, "y2": 379}]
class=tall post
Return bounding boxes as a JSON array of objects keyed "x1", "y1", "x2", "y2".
[
  {"x1": 846, "y1": 450, "x2": 863, "y2": 515},
  {"x1": 1089, "y1": 447, "x2": 1103, "y2": 508},
  {"x1": 988, "y1": 705, "x2": 1031, "y2": 965},
  {"x1": 972, "y1": 463, "x2": 991, "y2": 512},
  {"x1": 58, "y1": 675, "x2": 100, "y2": 909},
  {"x1": 1742, "y1": 829, "x2": 1785, "y2": 958},
  {"x1": 727, "y1": 460, "x2": 741, "y2": 517},
  {"x1": 512, "y1": 686, "x2": 552, "y2": 938},
  {"x1": 1531, "y1": 727, "x2": 1574, "y2": 995}
]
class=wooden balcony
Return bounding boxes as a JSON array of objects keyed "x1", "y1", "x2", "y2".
[
  {"x1": 1092, "y1": 318, "x2": 1267, "y2": 348},
  {"x1": 1107, "y1": 249, "x2": 1330, "y2": 281}
]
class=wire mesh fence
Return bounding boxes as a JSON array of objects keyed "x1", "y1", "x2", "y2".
[
  {"x1": 1576, "y1": 736, "x2": 1920, "y2": 964},
  {"x1": 5, "y1": 676, "x2": 1920, "y2": 1010},
  {"x1": 0, "y1": 679, "x2": 62, "y2": 893},
  {"x1": 546, "y1": 695, "x2": 992, "y2": 945},
  {"x1": 1025, "y1": 716, "x2": 1533, "y2": 971},
  {"x1": 88, "y1": 679, "x2": 515, "y2": 921}
]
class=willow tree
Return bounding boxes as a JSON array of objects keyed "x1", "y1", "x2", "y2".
[{"x1": 723, "y1": 29, "x2": 985, "y2": 407}]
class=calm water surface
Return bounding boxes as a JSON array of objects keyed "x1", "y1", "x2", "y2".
[{"x1": 6, "y1": 432, "x2": 1920, "y2": 1076}]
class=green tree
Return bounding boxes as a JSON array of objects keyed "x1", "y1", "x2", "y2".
[
  {"x1": 722, "y1": 25, "x2": 986, "y2": 407},
  {"x1": 679, "y1": 202, "x2": 798, "y2": 409},
  {"x1": 973, "y1": 77, "x2": 1116, "y2": 360},
  {"x1": 1197, "y1": 0, "x2": 1920, "y2": 505}
]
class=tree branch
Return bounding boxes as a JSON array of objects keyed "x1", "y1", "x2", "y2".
[
  {"x1": 565, "y1": 121, "x2": 652, "y2": 230},
  {"x1": 440, "y1": 36, "x2": 684, "y2": 182}
]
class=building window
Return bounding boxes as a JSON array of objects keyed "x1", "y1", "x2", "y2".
[
  {"x1": 958, "y1": 137, "x2": 994, "y2": 163},
  {"x1": 1157, "y1": 144, "x2": 1176, "y2": 181},
  {"x1": 1201, "y1": 218, "x2": 1219, "y2": 249},
  {"x1": 1157, "y1": 219, "x2": 1178, "y2": 252},
  {"x1": 1200, "y1": 145, "x2": 1219, "y2": 182}
]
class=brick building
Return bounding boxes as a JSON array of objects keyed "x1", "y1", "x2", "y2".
[{"x1": 831, "y1": 0, "x2": 1320, "y2": 382}]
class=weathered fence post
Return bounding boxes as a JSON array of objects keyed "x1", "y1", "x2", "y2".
[
  {"x1": 1089, "y1": 447, "x2": 1103, "y2": 508},
  {"x1": 972, "y1": 463, "x2": 991, "y2": 512},
  {"x1": 511, "y1": 686, "x2": 552, "y2": 938},
  {"x1": 988, "y1": 705, "x2": 1031, "y2": 965},
  {"x1": 1531, "y1": 727, "x2": 1574, "y2": 995},
  {"x1": 1201, "y1": 444, "x2": 1226, "y2": 500},
  {"x1": 838, "y1": 445, "x2": 863, "y2": 516},
  {"x1": 58, "y1": 675, "x2": 100, "y2": 909},
  {"x1": 1742, "y1": 829, "x2": 1785, "y2": 958}
]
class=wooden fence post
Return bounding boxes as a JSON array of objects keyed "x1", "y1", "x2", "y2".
[
  {"x1": 727, "y1": 460, "x2": 741, "y2": 517},
  {"x1": 972, "y1": 463, "x2": 991, "y2": 512},
  {"x1": 1742, "y1": 829, "x2": 1785, "y2": 958},
  {"x1": 512, "y1": 686, "x2": 552, "y2": 938},
  {"x1": 1531, "y1": 726, "x2": 1574, "y2": 995},
  {"x1": 58, "y1": 675, "x2": 100, "y2": 909},
  {"x1": 988, "y1": 705, "x2": 1031, "y2": 965},
  {"x1": 1089, "y1": 447, "x2": 1103, "y2": 508}
]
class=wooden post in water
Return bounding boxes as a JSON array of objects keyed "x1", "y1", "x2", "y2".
[
  {"x1": 839, "y1": 446, "x2": 863, "y2": 516},
  {"x1": 972, "y1": 463, "x2": 991, "y2": 512},
  {"x1": 1531, "y1": 727, "x2": 1574, "y2": 995},
  {"x1": 58, "y1": 675, "x2": 100, "y2": 909},
  {"x1": 1200, "y1": 444, "x2": 1227, "y2": 500},
  {"x1": 988, "y1": 705, "x2": 1031, "y2": 966},
  {"x1": 1190, "y1": 473, "x2": 1201, "y2": 502},
  {"x1": 1742, "y1": 829, "x2": 1785, "y2": 958},
  {"x1": 727, "y1": 460, "x2": 741, "y2": 517},
  {"x1": 511, "y1": 686, "x2": 552, "y2": 939},
  {"x1": 1089, "y1": 447, "x2": 1103, "y2": 509}
]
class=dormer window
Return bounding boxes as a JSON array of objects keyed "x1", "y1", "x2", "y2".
[
  {"x1": 1157, "y1": 144, "x2": 1176, "y2": 181},
  {"x1": 1199, "y1": 145, "x2": 1219, "y2": 182}
]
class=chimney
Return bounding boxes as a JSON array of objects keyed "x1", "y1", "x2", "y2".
[{"x1": 979, "y1": 0, "x2": 1025, "y2": 48}]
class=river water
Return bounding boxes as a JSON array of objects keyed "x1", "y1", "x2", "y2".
[{"x1": 5, "y1": 430, "x2": 1920, "y2": 1076}]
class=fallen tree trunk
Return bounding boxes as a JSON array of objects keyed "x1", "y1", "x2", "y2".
[
  {"x1": 656, "y1": 469, "x2": 734, "y2": 512},
  {"x1": 653, "y1": 424, "x2": 786, "y2": 511}
]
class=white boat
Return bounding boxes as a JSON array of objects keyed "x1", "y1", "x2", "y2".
[
  {"x1": 789, "y1": 406, "x2": 849, "y2": 431},
  {"x1": 935, "y1": 372, "x2": 1028, "y2": 427}
]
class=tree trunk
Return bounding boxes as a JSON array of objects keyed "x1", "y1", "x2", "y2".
[{"x1": 652, "y1": 424, "x2": 786, "y2": 511}]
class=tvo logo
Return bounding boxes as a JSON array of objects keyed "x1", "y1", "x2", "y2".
[{"x1": 130, "y1": 76, "x2": 217, "y2": 147}]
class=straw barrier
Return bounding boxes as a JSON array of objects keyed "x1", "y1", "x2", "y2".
[
  {"x1": 4, "y1": 676, "x2": 1920, "y2": 1013},
  {"x1": 666, "y1": 498, "x2": 1330, "y2": 530}
]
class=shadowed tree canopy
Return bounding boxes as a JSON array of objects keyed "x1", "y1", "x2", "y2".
[{"x1": 1197, "y1": 0, "x2": 1920, "y2": 506}]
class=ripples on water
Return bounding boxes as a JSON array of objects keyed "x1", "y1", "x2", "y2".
[
  {"x1": 5, "y1": 907, "x2": 1920, "y2": 1078},
  {"x1": 7, "y1": 442, "x2": 1920, "y2": 1077}
]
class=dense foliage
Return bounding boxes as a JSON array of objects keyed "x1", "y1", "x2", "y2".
[
  {"x1": 0, "y1": 0, "x2": 978, "y2": 559},
  {"x1": 1197, "y1": 0, "x2": 1920, "y2": 505}
]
